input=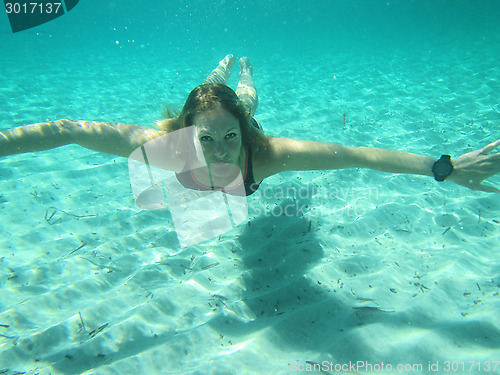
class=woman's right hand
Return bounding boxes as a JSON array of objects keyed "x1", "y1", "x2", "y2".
[{"x1": 448, "y1": 139, "x2": 500, "y2": 193}]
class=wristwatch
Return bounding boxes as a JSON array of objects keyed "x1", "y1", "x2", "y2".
[{"x1": 432, "y1": 155, "x2": 454, "y2": 182}]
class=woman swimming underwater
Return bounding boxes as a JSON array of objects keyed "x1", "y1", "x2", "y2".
[{"x1": 1, "y1": 55, "x2": 500, "y2": 196}]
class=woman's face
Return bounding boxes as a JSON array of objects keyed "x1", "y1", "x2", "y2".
[{"x1": 193, "y1": 106, "x2": 243, "y2": 169}]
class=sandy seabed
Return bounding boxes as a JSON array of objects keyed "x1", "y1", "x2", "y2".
[{"x1": 0, "y1": 37, "x2": 499, "y2": 374}]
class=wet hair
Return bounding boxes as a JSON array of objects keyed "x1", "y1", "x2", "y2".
[{"x1": 158, "y1": 83, "x2": 268, "y2": 148}]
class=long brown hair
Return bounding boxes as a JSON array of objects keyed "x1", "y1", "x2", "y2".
[{"x1": 158, "y1": 83, "x2": 268, "y2": 149}]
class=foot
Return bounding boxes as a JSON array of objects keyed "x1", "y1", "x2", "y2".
[
  {"x1": 239, "y1": 57, "x2": 253, "y2": 76},
  {"x1": 220, "y1": 54, "x2": 236, "y2": 76}
]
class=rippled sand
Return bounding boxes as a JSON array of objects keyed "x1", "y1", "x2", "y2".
[{"x1": 0, "y1": 36, "x2": 499, "y2": 374}]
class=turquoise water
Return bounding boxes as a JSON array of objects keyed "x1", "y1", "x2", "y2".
[{"x1": 1, "y1": 1, "x2": 500, "y2": 374}]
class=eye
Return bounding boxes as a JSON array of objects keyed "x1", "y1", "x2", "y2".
[
  {"x1": 200, "y1": 135, "x2": 212, "y2": 142},
  {"x1": 225, "y1": 132, "x2": 237, "y2": 140}
]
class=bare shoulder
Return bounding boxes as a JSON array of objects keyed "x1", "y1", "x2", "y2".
[
  {"x1": 252, "y1": 135, "x2": 357, "y2": 180},
  {"x1": 251, "y1": 135, "x2": 290, "y2": 182}
]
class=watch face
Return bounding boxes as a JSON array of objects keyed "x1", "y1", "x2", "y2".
[
  {"x1": 435, "y1": 160, "x2": 453, "y2": 176},
  {"x1": 433, "y1": 156, "x2": 454, "y2": 181}
]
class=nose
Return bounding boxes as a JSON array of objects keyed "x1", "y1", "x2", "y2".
[{"x1": 214, "y1": 142, "x2": 227, "y2": 158}]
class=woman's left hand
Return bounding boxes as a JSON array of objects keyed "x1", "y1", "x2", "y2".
[{"x1": 448, "y1": 139, "x2": 500, "y2": 193}]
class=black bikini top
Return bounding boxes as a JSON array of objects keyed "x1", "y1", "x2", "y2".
[{"x1": 175, "y1": 146, "x2": 260, "y2": 196}]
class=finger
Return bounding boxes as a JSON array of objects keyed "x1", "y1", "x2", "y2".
[
  {"x1": 480, "y1": 158, "x2": 500, "y2": 177},
  {"x1": 483, "y1": 152, "x2": 500, "y2": 161},
  {"x1": 476, "y1": 184, "x2": 500, "y2": 193},
  {"x1": 480, "y1": 139, "x2": 500, "y2": 155},
  {"x1": 454, "y1": 179, "x2": 499, "y2": 193},
  {"x1": 463, "y1": 180, "x2": 500, "y2": 193}
]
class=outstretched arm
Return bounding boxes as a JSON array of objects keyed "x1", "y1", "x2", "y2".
[
  {"x1": 0, "y1": 119, "x2": 164, "y2": 158},
  {"x1": 259, "y1": 136, "x2": 500, "y2": 193}
]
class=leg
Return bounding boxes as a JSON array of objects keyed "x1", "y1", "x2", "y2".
[
  {"x1": 204, "y1": 54, "x2": 236, "y2": 85},
  {"x1": 236, "y1": 57, "x2": 259, "y2": 117}
]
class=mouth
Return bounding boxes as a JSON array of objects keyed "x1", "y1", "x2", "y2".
[{"x1": 210, "y1": 157, "x2": 233, "y2": 164}]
